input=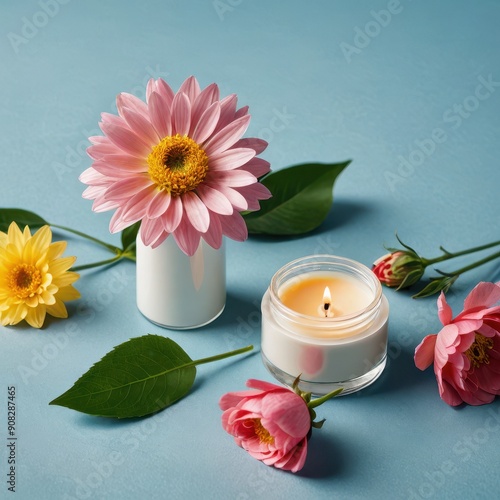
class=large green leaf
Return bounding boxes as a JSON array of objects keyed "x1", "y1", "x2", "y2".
[
  {"x1": 243, "y1": 161, "x2": 350, "y2": 235},
  {"x1": 0, "y1": 208, "x2": 48, "y2": 233},
  {"x1": 49, "y1": 335, "x2": 197, "y2": 418}
]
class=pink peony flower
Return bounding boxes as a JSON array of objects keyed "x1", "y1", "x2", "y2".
[
  {"x1": 219, "y1": 379, "x2": 311, "y2": 473},
  {"x1": 414, "y1": 281, "x2": 500, "y2": 406},
  {"x1": 80, "y1": 76, "x2": 271, "y2": 256}
]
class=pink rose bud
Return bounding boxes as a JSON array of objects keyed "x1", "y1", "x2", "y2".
[
  {"x1": 372, "y1": 251, "x2": 425, "y2": 289},
  {"x1": 414, "y1": 281, "x2": 500, "y2": 406}
]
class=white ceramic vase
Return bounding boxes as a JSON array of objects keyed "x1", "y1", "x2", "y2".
[{"x1": 136, "y1": 235, "x2": 226, "y2": 329}]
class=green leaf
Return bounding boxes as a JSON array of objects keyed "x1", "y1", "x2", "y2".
[
  {"x1": 49, "y1": 335, "x2": 197, "y2": 418},
  {"x1": 243, "y1": 161, "x2": 350, "y2": 235},
  {"x1": 412, "y1": 275, "x2": 458, "y2": 299},
  {"x1": 120, "y1": 221, "x2": 141, "y2": 254},
  {"x1": 0, "y1": 208, "x2": 48, "y2": 233}
]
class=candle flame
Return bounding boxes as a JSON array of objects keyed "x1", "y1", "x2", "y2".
[{"x1": 323, "y1": 286, "x2": 332, "y2": 316}]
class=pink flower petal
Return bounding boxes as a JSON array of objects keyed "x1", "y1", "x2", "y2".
[
  {"x1": 109, "y1": 207, "x2": 133, "y2": 233},
  {"x1": 233, "y1": 137, "x2": 268, "y2": 155},
  {"x1": 121, "y1": 185, "x2": 157, "y2": 222},
  {"x1": 414, "y1": 334, "x2": 437, "y2": 370},
  {"x1": 87, "y1": 141, "x2": 122, "y2": 160},
  {"x1": 172, "y1": 92, "x2": 191, "y2": 136},
  {"x1": 235, "y1": 183, "x2": 272, "y2": 211},
  {"x1": 196, "y1": 184, "x2": 233, "y2": 215},
  {"x1": 210, "y1": 148, "x2": 256, "y2": 171},
  {"x1": 437, "y1": 292, "x2": 453, "y2": 325},
  {"x1": 208, "y1": 184, "x2": 248, "y2": 211},
  {"x1": 204, "y1": 115, "x2": 250, "y2": 157},
  {"x1": 173, "y1": 213, "x2": 201, "y2": 256},
  {"x1": 464, "y1": 282, "x2": 500, "y2": 311},
  {"x1": 120, "y1": 106, "x2": 159, "y2": 145},
  {"x1": 246, "y1": 379, "x2": 285, "y2": 392},
  {"x1": 156, "y1": 78, "x2": 175, "y2": 108},
  {"x1": 100, "y1": 111, "x2": 126, "y2": 128},
  {"x1": 213, "y1": 94, "x2": 237, "y2": 133},
  {"x1": 191, "y1": 83, "x2": 220, "y2": 128},
  {"x1": 191, "y1": 102, "x2": 221, "y2": 144},
  {"x1": 140, "y1": 217, "x2": 165, "y2": 247},
  {"x1": 208, "y1": 169, "x2": 257, "y2": 188},
  {"x1": 162, "y1": 195, "x2": 183, "y2": 232},
  {"x1": 100, "y1": 122, "x2": 151, "y2": 158},
  {"x1": 93, "y1": 154, "x2": 147, "y2": 172},
  {"x1": 202, "y1": 212, "x2": 223, "y2": 249},
  {"x1": 219, "y1": 390, "x2": 263, "y2": 411},
  {"x1": 238, "y1": 157, "x2": 271, "y2": 178},
  {"x1": 147, "y1": 190, "x2": 171, "y2": 218},
  {"x1": 148, "y1": 91, "x2": 172, "y2": 139},
  {"x1": 220, "y1": 212, "x2": 248, "y2": 242},
  {"x1": 235, "y1": 105, "x2": 249, "y2": 119},
  {"x1": 79, "y1": 167, "x2": 107, "y2": 185},
  {"x1": 150, "y1": 230, "x2": 169, "y2": 249},
  {"x1": 178, "y1": 76, "x2": 201, "y2": 104},
  {"x1": 116, "y1": 92, "x2": 149, "y2": 120},
  {"x1": 104, "y1": 175, "x2": 152, "y2": 201},
  {"x1": 182, "y1": 191, "x2": 210, "y2": 232}
]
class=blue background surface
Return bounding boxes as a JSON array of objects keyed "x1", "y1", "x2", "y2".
[{"x1": 1, "y1": 0, "x2": 500, "y2": 498}]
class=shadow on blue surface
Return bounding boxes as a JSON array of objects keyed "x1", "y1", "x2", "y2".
[{"x1": 298, "y1": 432, "x2": 354, "y2": 479}]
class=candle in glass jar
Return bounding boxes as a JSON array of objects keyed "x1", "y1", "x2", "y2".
[
  {"x1": 279, "y1": 274, "x2": 373, "y2": 318},
  {"x1": 261, "y1": 256, "x2": 389, "y2": 396}
]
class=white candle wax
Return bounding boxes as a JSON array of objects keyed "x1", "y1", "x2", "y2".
[{"x1": 261, "y1": 256, "x2": 389, "y2": 395}]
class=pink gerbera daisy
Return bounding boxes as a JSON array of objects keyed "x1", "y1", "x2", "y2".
[{"x1": 80, "y1": 76, "x2": 271, "y2": 256}]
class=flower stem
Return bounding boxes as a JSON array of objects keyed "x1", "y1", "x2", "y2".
[
  {"x1": 436, "y1": 248, "x2": 500, "y2": 277},
  {"x1": 72, "y1": 254, "x2": 124, "y2": 272},
  {"x1": 307, "y1": 388, "x2": 343, "y2": 409},
  {"x1": 424, "y1": 239, "x2": 500, "y2": 266},
  {"x1": 192, "y1": 345, "x2": 254, "y2": 366},
  {"x1": 50, "y1": 223, "x2": 120, "y2": 253}
]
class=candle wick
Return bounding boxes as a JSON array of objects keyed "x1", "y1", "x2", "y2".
[{"x1": 324, "y1": 302, "x2": 330, "y2": 318}]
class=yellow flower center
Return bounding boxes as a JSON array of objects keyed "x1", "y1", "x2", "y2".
[
  {"x1": 252, "y1": 419, "x2": 274, "y2": 445},
  {"x1": 147, "y1": 134, "x2": 209, "y2": 197},
  {"x1": 465, "y1": 333, "x2": 494, "y2": 369},
  {"x1": 8, "y1": 264, "x2": 42, "y2": 299}
]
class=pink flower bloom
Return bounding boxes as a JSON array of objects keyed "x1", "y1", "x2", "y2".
[
  {"x1": 219, "y1": 379, "x2": 311, "y2": 473},
  {"x1": 414, "y1": 281, "x2": 500, "y2": 406},
  {"x1": 80, "y1": 76, "x2": 271, "y2": 256}
]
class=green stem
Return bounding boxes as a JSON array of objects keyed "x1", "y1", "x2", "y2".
[
  {"x1": 50, "y1": 223, "x2": 120, "y2": 253},
  {"x1": 72, "y1": 254, "x2": 124, "y2": 272},
  {"x1": 192, "y1": 345, "x2": 254, "y2": 366},
  {"x1": 436, "y1": 249, "x2": 500, "y2": 277},
  {"x1": 307, "y1": 388, "x2": 343, "y2": 409},
  {"x1": 423, "y1": 239, "x2": 500, "y2": 266}
]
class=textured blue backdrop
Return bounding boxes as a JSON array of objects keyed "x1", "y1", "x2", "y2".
[{"x1": 1, "y1": 1, "x2": 500, "y2": 498}]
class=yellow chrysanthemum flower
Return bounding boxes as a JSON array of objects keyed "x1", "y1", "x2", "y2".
[{"x1": 0, "y1": 222, "x2": 80, "y2": 328}]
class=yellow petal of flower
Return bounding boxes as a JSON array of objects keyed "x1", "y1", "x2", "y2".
[
  {"x1": 49, "y1": 256, "x2": 77, "y2": 277},
  {"x1": 23, "y1": 225, "x2": 51, "y2": 263},
  {"x1": 25, "y1": 304, "x2": 47, "y2": 328},
  {"x1": 45, "y1": 299, "x2": 68, "y2": 319},
  {"x1": 57, "y1": 285, "x2": 81, "y2": 301},
  {"x1": 0, "y1": 222, "x2": 79, "y2": 328},
  {"x1": 46, "y1": 241, "x2": 67, "y2": 261},
  {"x1": 53, "y1": 271, "x2": 80, "y2": 288}
]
